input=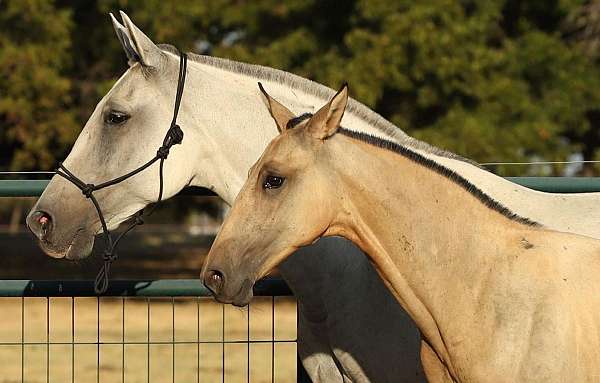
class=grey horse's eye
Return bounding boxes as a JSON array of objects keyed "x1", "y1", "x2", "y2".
[
  {"x1": 263, "y1": 175, "x2": 285, "y2": 190},
  {"x1": 104, "y1": 111, "x2": 130, "y2": 125}
]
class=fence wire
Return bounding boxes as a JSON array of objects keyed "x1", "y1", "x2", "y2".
[{"x1": 0, "y1": 281, "x2": 302, "y2": 383}]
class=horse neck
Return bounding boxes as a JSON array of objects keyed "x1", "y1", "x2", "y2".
[
  {"x1": 173, "y1": 52, "x2": 600, "y2": 240},
  {"x1": 177, "y1": 55, "x2": 396, "y2": 205},
  {"x1": 324, "y1": 134, "x2": 534, "y2": 364}
]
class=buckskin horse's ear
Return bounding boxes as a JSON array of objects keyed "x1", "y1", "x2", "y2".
[
  {"x1": 306, "y1": 84, "x2": 348, "y2": 140},
  {"x1": 258, "y1": 82, "x2": 297, "y2": 134},
  {"x1": 111, "y1": 11, "x2": 165, "y2": 69}
]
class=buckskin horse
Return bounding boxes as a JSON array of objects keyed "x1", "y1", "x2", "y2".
[{"x1": 202, "y1": 84, "x2": 600, "y2": 382}]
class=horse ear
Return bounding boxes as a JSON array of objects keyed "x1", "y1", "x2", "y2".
[
  {"x1": 258, "y1": 82, "x2": 296, "y2": 134},
  {"x1": 110, "y1": 13, "x2": 140, "y2": 64},
  {"x1": 112, "y1": 11, "x2": 165, "y2": 69},
  {"x1": 306, "y1": 84, "x2": 348, "y2": 140}
]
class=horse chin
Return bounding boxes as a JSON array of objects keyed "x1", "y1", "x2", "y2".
[
  {"x1": 39, "y1": 229, "x2": 95, "y2": 261},
  {"x1": 64, "y1": 231, "x2": 95, "y2": 260},
  {"x1": 231, "y1": 288, "x2": 254, "y2": 308},
  {"x1": 213, "y1": 280, "x2": 255, "y2": 308}
]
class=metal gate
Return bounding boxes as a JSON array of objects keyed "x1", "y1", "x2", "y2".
[{"x1": 0, "y1": 279, "x2": 308, "y2": 382}]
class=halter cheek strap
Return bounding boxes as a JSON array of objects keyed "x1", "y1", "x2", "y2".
[{"x1": 56, "y1": 51, "x2": 188, "y2": 294}]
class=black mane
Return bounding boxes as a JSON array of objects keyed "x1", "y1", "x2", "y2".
[
  {"x1": 272, "y1": 110, "x2": 536, "y2": 226},
  {"x1": 287, "y1": 113, "x2": 313, "y2": 129},
  {"x1": 337, "y1": 128, "x2": 539, "y2": 227}
]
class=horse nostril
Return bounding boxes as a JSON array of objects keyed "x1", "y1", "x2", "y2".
[
  {"x1": 27, "y1": 210, "x2": 53, "y2": 240},
  {"x1": 204, "y1": 270, "x2": 224, "y2": 295},
  {"x1": 39, "y1": 215, "x2": 50, "y2": 236}
]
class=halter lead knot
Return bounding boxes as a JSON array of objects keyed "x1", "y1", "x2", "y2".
[
  {"x1": 156, "y1": 147, "x2": 170, "y2": 159},
  {"x1": 166, "y1": 124, "x2": 184, "y2": 146},
  {"x1": 103, "y1": 250, "x2": 118, "y2": 262},
  {"x1": 157, "y1": 124, "x2": 184, "y2": 159},
  {"x1": 82, "y1": 184, "x2": 95, "y2": 198},
  {"x1": 134, "y1": 215, "x2": 145, "y2": 226}
]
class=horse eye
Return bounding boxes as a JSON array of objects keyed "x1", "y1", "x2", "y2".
[
  {"x1": 104, "y1": 111, "x2": 130, "y2": 125},
  {"x1": 263, "y1": 175, "x2": 285, "y2": 190}
]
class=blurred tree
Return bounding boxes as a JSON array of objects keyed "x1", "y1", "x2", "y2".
[
  {"x1": 210, "y1": 0, "x2": 600, "y2": 175},
  {"x1": 0, "y1": 0, "x2": 78, "y2": 170},
  {"x1": 1, "y1": 0, "x2": 599, "y2": 176},
  {"x1": 565, "y1": 0, "x2": 600, "y2": 58},
  {"x1": 564, "y1": 0, "x2": 600, "y2": 175}
]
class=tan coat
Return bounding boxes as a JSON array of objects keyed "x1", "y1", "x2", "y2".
[{"x1": 203, "y1": 86, "x2": 600, "y2": 382}]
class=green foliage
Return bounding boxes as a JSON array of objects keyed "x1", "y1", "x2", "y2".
[
  {"x1": 0, "y1": 0, "x2": 77, "y2": 170},
  {"x1": 213, "y1": 0, "x2": 600, "y2": 175},
  {"x1": 1, "y1": 0, "x2": 599, "y2": 175}
]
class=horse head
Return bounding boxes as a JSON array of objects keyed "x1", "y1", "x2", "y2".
[{"x1": 26, "y1": 12, "x2": 196, "y2": 260}]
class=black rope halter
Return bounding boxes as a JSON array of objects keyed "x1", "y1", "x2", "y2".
[{"x1": 56, "y1": 50, "x2": 188, "y2": 294}]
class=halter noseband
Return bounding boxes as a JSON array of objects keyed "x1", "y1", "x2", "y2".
[{"x1": 56, "y1": 50, "x2": 188, "y2": 294}]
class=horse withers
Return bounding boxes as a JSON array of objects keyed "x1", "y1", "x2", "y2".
[{"x1": 202, "y1": 84, "x2": 600, "y2": 382}]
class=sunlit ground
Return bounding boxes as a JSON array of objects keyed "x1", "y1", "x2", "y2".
[{"x1": 0, "y1": 297, "x2": 297, "y2": 383}]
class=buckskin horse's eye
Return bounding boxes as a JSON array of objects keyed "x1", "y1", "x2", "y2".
[
  {"x1": 263, "y1": 175, "x2": 285, "y2": 190},
  {"x1": 104, "y1": 111, "x2": 130, "y2": 125}
]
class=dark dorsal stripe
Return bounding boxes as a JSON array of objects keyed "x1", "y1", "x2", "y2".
[
  {"x1": 337, "y1": 128, "x2": 539, "y2": 227},
  {"x1": 287, "y1": 113, "x2": 313, "y2": 129},
  {"x1": 281, "y1": 112, "x2": 536, "y2": 226}
]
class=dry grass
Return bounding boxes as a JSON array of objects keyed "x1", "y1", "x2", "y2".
[{"x1": 0, "y1": 297, "x2": 297, "y2": 383}]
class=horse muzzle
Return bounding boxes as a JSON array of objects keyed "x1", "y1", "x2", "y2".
[
  {"x1": 26, "y1": 208, "x2": 95, "y2": 260},
  {"x1": 202, "y1": 269, "x2": 254, "y2": 307}
]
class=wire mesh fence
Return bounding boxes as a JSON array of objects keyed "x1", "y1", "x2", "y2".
[
  {"x1": 0, "y1": 279, "x2": 306, "y2": 383},
  {"x1": 4, "y1": 177, "x2": 597, "y2": 382}
]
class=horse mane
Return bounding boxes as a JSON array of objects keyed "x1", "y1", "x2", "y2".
[
  {"x1": 337, "y1": 128, "x2": 539, "y2": 227},
  {"x1": 157, "y1": 44, "x2": 482, "y2": 168},
  {"x1": 158, "y1": 46, "x2": 532, "y2": 224}
]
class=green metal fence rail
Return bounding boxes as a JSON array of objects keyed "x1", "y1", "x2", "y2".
[
  {"x1": 504, "y1": 177, "x2": 600, "y2": 193},
  {"x1": 0, "y1": 279, "x2": 292, "y2": 298},
  {"x1": 3, "y1": 177, "x2": 600, "y2": 197},
  {"x1": 0, "y1": 180, "x2": 217, "y2": 197}
]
